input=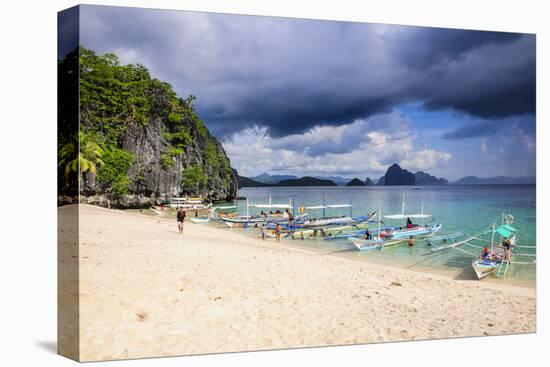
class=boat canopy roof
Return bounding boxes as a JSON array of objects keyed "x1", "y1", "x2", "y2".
[
  {"x1": 502, "y1": 224, "x2": 517, "y2": 232},
  {"x1": 250, "y1": 204, "x2": 292, "y2": 209},
  {"x1": 303, "y1": 204, "x2": 352, "y2": 209},
  {"x1": 214, "y1": 205, "x2": 237, "y2": 210},
  {"x1": 383, "y1": 214, "x2": 432, "y2": 220},
  {"x1": 496, "y1": 226, "x2": 515, "y2": 238}
]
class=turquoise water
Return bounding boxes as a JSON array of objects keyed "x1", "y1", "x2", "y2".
[{"x1": 228, "y1": 185, "x2": 536, "y2": 286}]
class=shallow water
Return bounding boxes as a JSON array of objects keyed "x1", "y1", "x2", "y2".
[{"x1": 227, "y1": 185, "x2": 536, "y2": 287}]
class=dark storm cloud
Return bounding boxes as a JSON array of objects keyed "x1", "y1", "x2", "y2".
[
  {"x1": 442, "y1": 121, "x2": 503, "y2": 139},
  {"x1": 392, "y1": 27, "x2": 523, "y2": 69},
  {"x1": 79, "y1": 5, "x2": 536, "y2": 138},
  {"x1": 443, "y1": 114, "x2": 535, "y2": 139}
]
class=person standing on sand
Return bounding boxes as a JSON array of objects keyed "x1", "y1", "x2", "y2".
[
  {"x1": 286, "y1": 208, "x2": 294, "y2": 226},
  {"x1": 504, "y1": 238, "x2": 512, "y2": 260},
  {"x1": 364, "y1": 228, "x2": 372, "y2": 240},
  {"x1": 176, "y1": 207, "x2": 186, "y2": 236},
  {"x1": 275, "y1": 223, "x2": 282, "y2": 242},
  {"x1": 260, "y1": 225, "x2": 266, "y2": 240}
]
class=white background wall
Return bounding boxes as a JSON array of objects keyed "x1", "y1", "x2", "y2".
[{"x1": 0, "y1": 0, "x2": 547, "y2": 366}]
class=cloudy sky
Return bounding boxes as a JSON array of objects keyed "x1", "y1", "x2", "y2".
[{"x1": 73, "y1": 5, "x2": 535, "y2": 181}]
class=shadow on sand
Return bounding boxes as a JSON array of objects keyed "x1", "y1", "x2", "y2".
[{"x1": 453, "y1": 266, "x2": 479, "y2": 281}]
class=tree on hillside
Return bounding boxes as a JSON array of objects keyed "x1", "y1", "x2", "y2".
[
  {"x1": 58, "y1": 132, "x2": 104, "y2": 188},
  {"x1": 181, "y1": 165, "x2": 208, "y2": 195}
]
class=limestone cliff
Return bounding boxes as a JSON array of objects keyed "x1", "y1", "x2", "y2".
[
  {"x1": 383, "y1": 164, "x2": 416, "y2": 186},
  {"x1": 58, "y1": 48, "x2": 237, "y2": 207}
]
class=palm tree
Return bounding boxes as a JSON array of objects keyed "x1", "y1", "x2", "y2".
[{"x1": 59, "y1": 132, "x2": 104, "y2": 188}]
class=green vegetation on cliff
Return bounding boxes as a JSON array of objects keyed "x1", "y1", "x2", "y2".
[
  {"x1": 58, "y1": 47, "x2": 237, "y2": 203},
  {"x1": 181, "y1": 165, "x2": 208, "y2": 193},
  {"x1": 97, "y1": 148, "x2": 134, "y2": 197}
]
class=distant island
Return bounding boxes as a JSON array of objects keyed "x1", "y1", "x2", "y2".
[
  {"x1": 251, "y1": 173, "x2": 351, "y2": 186},
  {"x1": 374, "y1": 164, "x2": 446, "y2": 186},
  {"x1": 237, "y1": 174, "x2": 337, "y2": 188},
  {"x1": 346, "y1": 178, "x2": 366, "y2": 186},
  {"x1": 278, "y1": 176, "x2": 338, "y2": 187},
  {"x1": 383, "y1": 164, "x2": 416, "y2": 185}
]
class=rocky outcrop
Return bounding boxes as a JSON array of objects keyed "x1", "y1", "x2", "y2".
[
  {"x1": 384, "y1": 164, "x2": 415, "y2": 185},
  {"x1": 81, "y1": 194, "x2": 151, "y2": 209},
  {"x1": 120, "y1": 113, "x2": 238, "y2": 201},
  {"x1": 365, "y1": 177, "x2": 376, "y2": 186},
  {"x1": 346, "y1": 178, "x2": 366, "y2": 186},
  {"x1": 414, "y1": 171, "x2": 448, "y2": 185}
]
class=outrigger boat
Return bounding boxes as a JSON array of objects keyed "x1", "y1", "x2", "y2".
[
  {"x1": 169, "y1": 197, "x2": 212, "y2": 211},
  {"x1": 381, "y1": 194, "x2": 441, "y2": 239},
  {"x1": 263, "y1": 216, "x2": 376, "y2": 240},
  {"x1": 471, "y1": 214, "x2": 520, "y2": 280},
  {"x1": 348, "y1": 208, "x2": 403, "y2": 251},
  {"x1": 324, "y1": 224, "x2": 395, "y2": 240},
  {"x1": 262, "y1": 196, "x2": 376, "y2": 239},
  {"x1": 423, "y1": 212, "x2": 535, "y2": 280},
  {"x1": 191, "y1": 200, "x2": 240, "y2": 223},
  {"x1": 425, "y1": 232, "x2": 479, "y2": 253},
  {"x1": 190, "y1": 216, "x2": 210, "y2": 224},
  {"x1": 471, "y1": 228, "x2": 516, "y2": 279},
  {"x1": 294, "y1": 196, "x2": 358, "y2": 226},
  {"x1": 287, "y1": 220, "x2": 373, "y2": 240},
  {"x1": 221, "y1": 197, "x2": 296, "y2": 228},
  {"x1": 283, "y1": 197, "x2": 374, "y2": 230},
  {"x1": 283, "y1": 213, "x2": 377, "y2": 239},
  {"x1": 212, "y1": 200, "x2": 238, "y2": 212}
]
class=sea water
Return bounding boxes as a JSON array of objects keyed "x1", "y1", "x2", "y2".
[{"x1": 228, "y1": 185, "x2": 536, "y2": 287}]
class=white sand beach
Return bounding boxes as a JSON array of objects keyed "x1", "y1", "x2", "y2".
[{"x1": 60, "y1": 204, "x2": 536, "y2": 361}]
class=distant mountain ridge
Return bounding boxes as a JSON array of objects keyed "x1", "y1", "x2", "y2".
[
  {"x1": 252, "y1": 173, "x2": 297, "y2": 184},
  {"x1": 237, "y1": 169, "x2": 535, "y2": 188},
  {"x1": 452, "y1": 176, "x2": 535, "y2": 185},
  {"x1": 235, "y1": 171, "x2": 270, "y2": 188}
]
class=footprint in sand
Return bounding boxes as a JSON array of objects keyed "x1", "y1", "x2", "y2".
[{"x1": 136, "y1": 312, "x2": 148, "y2": 321}]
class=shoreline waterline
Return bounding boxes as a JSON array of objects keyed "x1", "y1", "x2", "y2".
[
  {"x1": 126, "y1": 204, "x2": 535, "y2": 290},
  {"x1": 126, "y1": 205, "x2": 535, "y2": 292},
  {"x1": 236, "y1": 185, "x2": 536, "y2": 286},
  {"x1": 209, "y1": 220, "x2": 536, "y2": 292}
]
